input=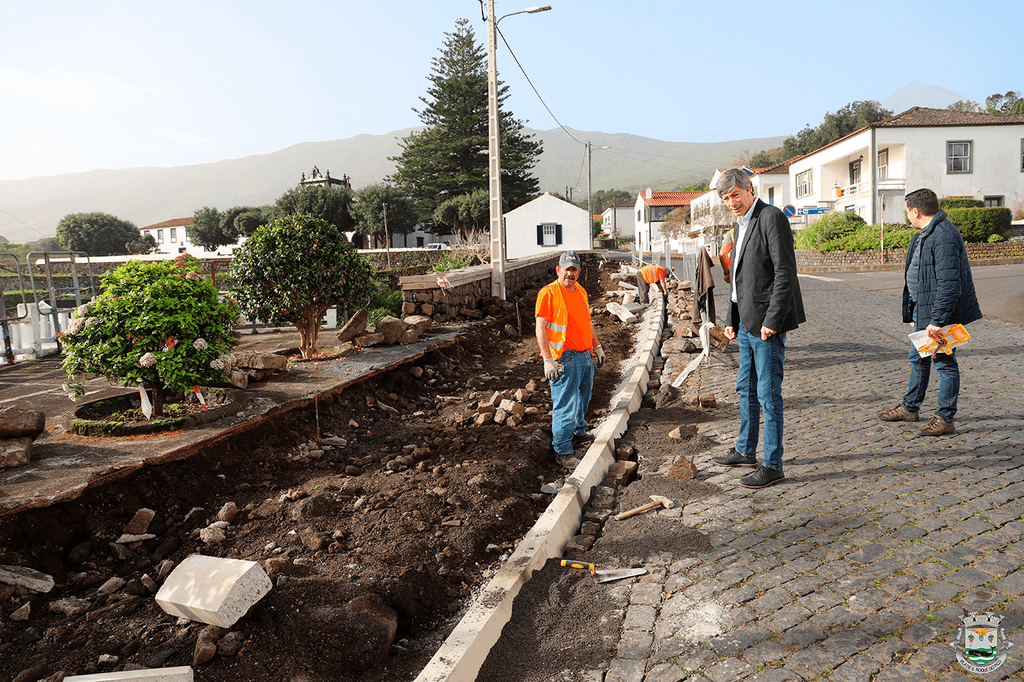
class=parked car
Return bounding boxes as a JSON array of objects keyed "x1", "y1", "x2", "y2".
[{"x1": 424, "y1": 243, "x2": 451, "y2": 250}]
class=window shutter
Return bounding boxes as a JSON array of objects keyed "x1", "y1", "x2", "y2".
[
  {"x1": 555, "y1": 224, "x2": 563, "y2": 245},
  {"x1": 537, "y1": 224, "x2": 543, "y2": 245}
]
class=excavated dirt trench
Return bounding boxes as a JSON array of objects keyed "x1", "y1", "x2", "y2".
[{"x1": 0, "y1": 262, "x2": 641, "y2": 682}]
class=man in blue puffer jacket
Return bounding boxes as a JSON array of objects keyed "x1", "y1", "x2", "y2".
[{"x1": 878, "y1": 188, "x2": 982, "y2": 436}]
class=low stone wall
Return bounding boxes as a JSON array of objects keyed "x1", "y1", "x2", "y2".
[
  {"x1": 398, "y1": 253, "x2": 562, "y2": 323},
  {"x1": 797, "y1": 241, "x2": 1024, "y2": 272}
]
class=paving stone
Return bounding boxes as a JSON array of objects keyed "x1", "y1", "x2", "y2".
[
  {"x1": 844, "y1": 525, "x2": 887, "y2": 546},
  {"x1": 630, "y1": 582, "x2": 664, "y2": 605},
  {"x1": 834, "y1": 574, "x2": 872, "y2": 594},
  {"x1": 779, "y1": 622, "x2": 827, "y2": 647},
  {"x1": 873, "y1": 664, "x2": 927, "y2": 681},
  {"x1": 707, "y1": 625, "x2": 773, "y2": 656},
  {"x1": 866, "y1": 637, "x2": 915, "y2": 664},
  {"x1": 934, "y1": 545, "x2": 982, "y2": 567},
  {"x1": 829, "y1": 655, "x2": 882, "y2": 682},
  {"x1": 684, "y1": 578, "x2": 726, "y2": 600},
  {"x1": 846, "y1": 587, "x2": 894, "y2": 614},
  {"x1": 908, "y1": 641, "x2": 957, "y2": 672},
  {"x1": 781, "y1": 574, "x2": 826, "y2": 596},
  {"x1": 991, "y1": 570, "x2": 1024, "y2": 596},
  {"x1": 762, "y1": 604, "x2": 812, "y2": 633},
  {"x1": 856, "y1": 612, "x2": 907, "y2": 637},
  {"x1": 889, "y1": 596, "x2": 931, "y2": 620},
  {"x1": 617, "y1": 629, "x2": 653, "y2": 659},
  {"x1": 784, "y1": 645, "x2": 845, "y2": 677},
  {"x1": 908, "y1": 562, "x2": 950, "y2": 582},
  {"x1": 643, "y1": 663, "x2": 688, "y2": 682},
  {"x1": 810, "y1": 542, "x2": 850, "y2": 562},
  {"x1": 668, "y1": 646, "x2": 719, "y2": 672},
  {"x1": 878, "y1": 513, "x2": 910, "y2": 529},
  {"x1": 821, "y1": 627, "x2": 875, "y2": 657},
  {"x1": 859, "y1": 558, "x2": 904, "y2": 580},
  {"x1": 704, "y1": 658, "x2": 753, "y2": 682},
  {"x1": 718, "y1": 585, "x2": 759, "y2": 606},
  {"x1": 958, "y1": 587, "x2": 1006, "y2": 611},
  {"x1": 922, "y1": 529, "x2": 969, "y2": 548},
  {"x1": 901, "y1": 619, "x2": 948, "y2": 646},
  {"x1": 948, "y1": 566, "x2": 995, "y2": 589},
  {"x1": 919, "y1": 580, "x2": 964, "y2": 603},
  {"x1": 798, "y1": 589, "x2": 843, "y2": 613},
  {"x1": 894, "y1": 524, "x2": 927, "y2": 541},
  {"x1": 744, "y1": 670, "x2": 802, "y2": 682},
  {"x1": 741, "y1": 640, "x2": 791, "y2": 666},
  {"x1": 623, "y1": 604, "x2": 657, "y2": 630},
  {"x1": 888, "y1": 542, "x2": 936, "y2": 565},
  {"x1": 880, "y1": 574, "x2": 923, "y2": 596},
  {"x1": 749, "y1": 587, "x2": 794, "y2": 615},
  {"x1": 809, "y1": 605, "x2": 862, "y2": 629},
  {"x1": 952, "y1": 517, "x2": 996, "y2": 536},
  {"x1": 718, "y1": 567, "x2": 754, "y2": 585},
  {"x1": 604, "y1": 658, "x2": 645, "y2": 682}
]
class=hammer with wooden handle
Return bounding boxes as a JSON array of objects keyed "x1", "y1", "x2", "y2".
[{"x1": 614, "y1": 495, "x2": 674, "y2": 521}]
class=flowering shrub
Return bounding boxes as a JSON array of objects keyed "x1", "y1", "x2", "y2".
[{"x1": 60, "y1": 255, "x2": 240, "y2": 417}]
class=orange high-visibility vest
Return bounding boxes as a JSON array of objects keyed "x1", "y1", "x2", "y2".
[
  {"x1": 536, "y1": 282, "x2": 592, "y2": 361},
  {"x1": 640, "y1": 265, "x2": 666, "y2": 284},
  {"x1": 719, "y1": 227, "x2": 735, "y2": 272}
]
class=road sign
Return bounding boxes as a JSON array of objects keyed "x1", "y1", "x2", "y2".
[
  {"x1": 797, "y1": 207, "x2": 831, "y2": 216},
  {"x1": 783, "y1": 205, "x2": 796, "y2": 217}
]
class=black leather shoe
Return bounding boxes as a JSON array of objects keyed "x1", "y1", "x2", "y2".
[
  {"x1": 739, "y1": 465, "x2": 785, "y2": 489},
  {"x1": 711, "y1": 447, "x2": 757, "y2": 467}
]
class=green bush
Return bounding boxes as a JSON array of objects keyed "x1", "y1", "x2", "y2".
[
  {"x1": 794, "y1": 211, "x2": 865, "y2": 249},
  {"x1": 944, "y1": 207, "x2": 1012, "y2": 242},
  {"x1": 939, "y1": 196, "x2": 983, "y2": 210},
  {"x1": 428, "y1": 253, "x2": 475, "y2": 274},
  {"x1": 816, "y1": 223, "x2": 917, "y2": 252}
]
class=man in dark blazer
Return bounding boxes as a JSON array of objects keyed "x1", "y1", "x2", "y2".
[{"x1": 711, "y1": 168, "x2": 805, "y2": 488}]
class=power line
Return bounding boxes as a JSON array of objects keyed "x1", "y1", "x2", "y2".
[{"x1": 0, "y1": 206, "x2": 51, "y2": 241}]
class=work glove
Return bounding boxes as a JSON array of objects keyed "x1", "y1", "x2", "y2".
[
  {"x1": 593, "y1": 345, "x2": 605, "y2": 368},
  {"x1": 543, "y1": 358, "x2": 564, "y2": 381}
]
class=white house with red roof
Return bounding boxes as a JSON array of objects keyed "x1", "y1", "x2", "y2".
[
  {"x1": 633, "y1": 188, "x2": 705, "y2": 253},
  {"x1": 786, "y1": 107, "x2": 1024, "y2": 225},
  {"x1": 139, "y1": 217, "x2": 245, "y2": 258}
]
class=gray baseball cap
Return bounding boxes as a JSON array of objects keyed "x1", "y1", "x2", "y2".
[{"x1": 559, "y1": 250, "x2": 581, "y2": 268}]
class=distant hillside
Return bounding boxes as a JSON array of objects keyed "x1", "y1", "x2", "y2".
[{"x1": 0, "y1": 127, "x2": 786, "y2": 243}]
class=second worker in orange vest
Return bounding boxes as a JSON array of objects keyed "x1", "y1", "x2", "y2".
[
  {"x1": 634, "y1": 264, "x2": 668, "y2": 304},
  {"x1": 536, "y1": 250, "x2": 605, "y2": 468}
]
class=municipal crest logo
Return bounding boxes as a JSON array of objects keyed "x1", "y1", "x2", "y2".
[{"x1": 948, "y1": 611, "x2": 1014, "y2": 674}]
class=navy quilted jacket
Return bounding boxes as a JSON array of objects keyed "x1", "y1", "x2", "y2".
[{"x1": 901, "y1": 209, "x2": 982, "y2": 329}]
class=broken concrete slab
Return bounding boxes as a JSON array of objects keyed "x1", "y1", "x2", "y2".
[
  {"x1": 0, "y1": 564, "x2": 54, "y2": 593},
  {"x1": 123, "y1": 508, "x2": 156, "y2": 535},
  {"x1": 155, "y1": 554, "x2": 272, "y2": 628},
  {"x1": 64, "y1": 667, "x2": 194, "y2": 681},
  {"x1": 606, "y1": 302, "x2": 638, "y2": 323}
]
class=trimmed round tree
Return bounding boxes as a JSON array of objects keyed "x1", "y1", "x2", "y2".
[
  {"x1": 230, "y1": 214, "x2": 374, "y2": 358},
  {"x1": 61, "y1": 255, "x2": 241, "y2": 417}
]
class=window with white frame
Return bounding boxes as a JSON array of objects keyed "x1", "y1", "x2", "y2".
[
  {"x1": 542, "y1": 223, "x2": 557, "y2": 246},
  {"x1": 984, "y1": 196, "x2": 1004, "y2": 207},
  {"x1": 170, "y1": 227, "x2": 177, "y2": 243},
  {"x1": 1020, "y1": 139, "x2": 1024, "y2": 172},
  {"x1": 947, "y1": 140, "x2": 972, "y2": 173},
  {"x1": 877, "y1": 148, "x2": 889, "y2": 180},
  {"x1": 796, "y1": 170, "x2": 813, "y2": 198},
  {"x1": 157, "y1": 229, "x2": 164, "y2": 244}
]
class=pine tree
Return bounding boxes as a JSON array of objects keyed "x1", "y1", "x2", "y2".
[{"x1": 388, "y1": 18, "x2": 541, "y2": 231}]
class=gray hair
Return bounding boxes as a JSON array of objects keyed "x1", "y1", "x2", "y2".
[{"x1": 716, "y1": 168, "x2": 753, "y2": 198}]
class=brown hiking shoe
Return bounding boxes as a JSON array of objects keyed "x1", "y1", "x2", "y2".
[
  {"x1": 919, "y1": 415, "x2": 955, "y2": 436},
  {"x1": 878, "y1": 404, "x2": 919, "y2": 422}
]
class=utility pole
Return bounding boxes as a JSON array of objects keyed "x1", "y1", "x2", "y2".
[{"x1": 587, "y1": 141, "x2": 593, "y2": 247}]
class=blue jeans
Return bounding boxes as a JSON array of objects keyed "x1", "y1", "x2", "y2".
[
  {"x1": 735, "y1": 321, "x2": 786, "y2": 470},
  {"x1": 903, "y1": 314, "x2": 959, "y2": 421},
  {"x1": 550, "y1": 349, "x2": 594, "y2": 454}
]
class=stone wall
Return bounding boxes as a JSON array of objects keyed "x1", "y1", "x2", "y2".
[
  {"x1": 797, "y1": 241, "x2": 1024, "y2": 272},
  {"x1": 399, "y1": 253, "x2": 562, "y2": 323}
]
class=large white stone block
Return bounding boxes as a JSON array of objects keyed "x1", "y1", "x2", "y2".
[
  {"x1": 65, "y1": 667, "x2": 193, "y2": 681},
  {"x1": 155, "y1": 554, "x2": 271, "y2": 627}
]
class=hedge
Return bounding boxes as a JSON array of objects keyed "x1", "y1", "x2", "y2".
[
  {"x1": 944, "y1": 207, "x2": 1012, "y2": 242},
  {"x1": 938, "y1": 196, "x2": 983, "y2": 210}
]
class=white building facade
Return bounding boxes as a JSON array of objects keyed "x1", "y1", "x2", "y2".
[{"x1": 503, "y1": 192, "x2": 591, "y2": 260}]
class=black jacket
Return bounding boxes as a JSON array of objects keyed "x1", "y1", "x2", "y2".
[
  {"x1": 727, "y1": 199, "x2": 805, "y2": 334},
  {"x1": 902, "y1": 209, "x2": 982, "y2": 329}
]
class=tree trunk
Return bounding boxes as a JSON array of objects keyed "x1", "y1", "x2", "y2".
[
  {"x1": 297, "y1": 305, "x2": 325, "y2": 358},
  {"x1": 152, "y1": 384, "x2": 166, "y2": 418}
]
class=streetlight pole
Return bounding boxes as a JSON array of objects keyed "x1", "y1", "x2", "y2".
[
  {"x1": 586, "y1": 143, "x2": 609, "y2": 248},
  {"x1": 486, "y1": 2, "x2": 551, "y2": 299}
]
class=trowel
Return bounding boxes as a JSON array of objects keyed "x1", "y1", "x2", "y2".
[{"x1": 560, "y1": 560, "x2": 647, "y2": 584}]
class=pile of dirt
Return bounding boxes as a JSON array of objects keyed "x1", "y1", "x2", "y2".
[{"x1": 0, "y1": 259, "x2": 639, "y2": 682}]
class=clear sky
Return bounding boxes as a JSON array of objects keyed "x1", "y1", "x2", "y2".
[{"x1": 1, "y1": 0, "x2": 1019, "y2": 182}]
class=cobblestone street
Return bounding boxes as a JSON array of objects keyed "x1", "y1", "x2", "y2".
[{"x1": 608, "y1": 275, "x2": 1024, "y2": 682}]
